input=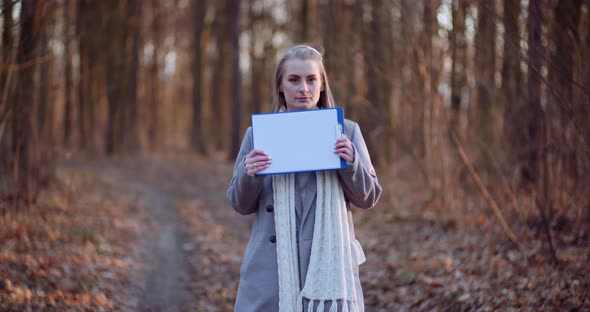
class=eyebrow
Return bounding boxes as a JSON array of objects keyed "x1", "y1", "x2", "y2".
[{"x1": 287, "y1": 74, "x2": 319, "y2": 78}]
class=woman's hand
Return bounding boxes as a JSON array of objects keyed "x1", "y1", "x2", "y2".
[
  {"x1": 335, "y1": 137, "x2": 355, "y2": 163},
  {"x1": 244, "y1": 149, "x2": 272, "y2": 176}
]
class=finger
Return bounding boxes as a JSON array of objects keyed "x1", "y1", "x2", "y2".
[
  {"x1": 335, "y1": 137, "x2": 351, "y2": 145},
  {"x1": 336, "y1": 151, "x2": 352, "y2": 160},
  {"x1": 251, "y1": 155, "x2": 272, "y2": 163},
  {"x1": 248, "y1": 149, "x2": 267, "y2": 158},
  {"x1": 249, "y1": 159, "x2": 272, "y2": 169},
  {"x1": 251, "y1": 161, "x2": 271, "y2": 174},
  {"x1": 336, "y1": 152, "x2": 353, "y2": 163},
  {"x1": 335, "y1": 147, "x2": 350, "y2": 156},
  {"x1": 335, "y1": 144, "x2": 352, "y2": 153},
  {"x1": 335, "y1": 139, "x2": 351, "y2": 147}
]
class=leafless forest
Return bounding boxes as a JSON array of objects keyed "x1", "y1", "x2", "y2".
[{"x1": 1, "y1": 0, "x2": 589, "y2": 311}]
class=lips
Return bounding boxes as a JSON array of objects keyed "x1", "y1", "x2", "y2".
[{"x1": 296, "y1": 97, "x2": 310, "y2": 101}]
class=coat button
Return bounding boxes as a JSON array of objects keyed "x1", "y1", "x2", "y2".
[
  {"x1": 269, "y1": 235, "x2": 276, "y2": 243},
  {"x1": 266, "y1": 205, "x2": 274, "y2": 212}
]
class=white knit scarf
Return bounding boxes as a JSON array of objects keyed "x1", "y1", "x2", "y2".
[{"x1": 272, "y1": 170, "x2": 361, "y2": 312}]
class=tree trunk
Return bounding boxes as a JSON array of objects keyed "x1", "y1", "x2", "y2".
[
  {"x1": 300, "y1": 0, "x2": 316, "y2": 43},
  {"x1": 366, "y1": 0, "x2": 394, "y2": 168},
  {"x1": 0, "y1": 0, "x2": 15, "y2": 182},
  {"x1": 228, "y1": 0, "x2": 242, "y2": 160},
  {"x1": 148, "y1": 0, "x2": 161, "y2": 150},
  {"x1": 474, "y1": 0, "x2": 497, "y2": 146},
  {"x1": 37, "y1": 2, "x2": 53, "y2": 144},
  {"x1": 525, "y1": 0, "x2": 543, "y2": 184},
  {"x1": 63, "y1": 0, "x2": 74, "y2": 147},
  {"x1": 449, "y1": 0, "x2": 466, "y2": 138},
  {"x1": 547, "y1": 0, "x2": 583, "y2": 178},
  {"x1": 105, "y1": 2, "x2": 126, "y2": 155},
  {"x1": 191, "y1": 0, "x2": 207, "y2": 154},
  {"x1": 77, "y1": 0, "x2": 98, "y2": 151},
  {"x1": 423, "y1": 0, "x2": 444, "y2": 208},
  {"x1": 210, "y1": 3, "x2": 229, "y2": 151},
  {"x1": 1, "y1": 0, "x2": 14, "y2": 104},
  {"x1": 248, "y1": 2, "x2": 262, "y2": 115},
  {"x1": 502, "y1": 0, "x2": 525, "y2": 169},
  {"x1": 14, "y1": 0, "x2": 39, "y2": 207},
  {"x1": 125, "y1": 0, "x2": 141, "y2": 152}
]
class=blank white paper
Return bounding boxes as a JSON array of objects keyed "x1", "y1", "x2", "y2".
[{"x1": 251, "y1": 108, "x2": 345, "y2": 175}]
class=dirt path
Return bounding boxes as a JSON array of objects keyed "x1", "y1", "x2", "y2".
[
  {"x1": 65, "y1": 153, "x2": 251, "y2": 311},
  {"x1": 63, "y1": 156, "x2": 190, "y2": 311}
]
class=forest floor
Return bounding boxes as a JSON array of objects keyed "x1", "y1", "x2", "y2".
[{"x1": 0, "y1": 152, "x2": 588, "y2": 311}]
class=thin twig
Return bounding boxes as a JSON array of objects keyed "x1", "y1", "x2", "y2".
[
  {"x1": 451, "y1": 132, "x2": 526, "y2": 253},
  {"x1": 478, "y1": 138, "x2": 535, "y2": 241}
]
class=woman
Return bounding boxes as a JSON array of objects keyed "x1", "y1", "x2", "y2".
[{"x1": 227, "y1": 44, "x2": 382, "y2": 312}]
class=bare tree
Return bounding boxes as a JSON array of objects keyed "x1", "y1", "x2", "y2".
[
  {"x1": 300, "y1": 0, "x2": 317, "y2": 43},
  {"x1": 125, "y1": 0, "x2": 142, "y2": 152},
  {"x1": 228, "y1": 0, "x2": 242, "y2": 160},
  {"x1": 474, "y1": 0, "x2": 497, "y2": 146},
  {"x1": 362, "y1": 0, "x2": 394, "y2": 168},
  {"x1": 502, "y1": 0, "x2": 525, "y2": 171},
  {"x1": 210, "y1": 1, "x2": 230, "y2": 151},
  {"x1": 449, "y1": 0, "x2": 467, "y2": 138},
  {"x1": 105, "y1": 1, "x2": 126, "y2": 155},
  {"x1": 191, "y1": 0, "x2": 207, "y2": 154},
  {"x1": 0, "y1": 0, "x2": 15, "y2": 178},
  {"x1": 63, "y1": 0, "x2": 74, "y2": 147},
  {"x1": 547, "y1": 0, "x2": 583, "y2": 178},
  {"x1": 13, "y1": 0, "x2": 39, "y2": 207}
]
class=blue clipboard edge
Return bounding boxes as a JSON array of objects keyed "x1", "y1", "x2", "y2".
[{"x1": 251, "y1": 107, "x2": 347, "y2": 176}]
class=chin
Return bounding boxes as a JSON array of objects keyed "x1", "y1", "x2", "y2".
[{"x1": 287, "y1": 103, "x2": 316, "y2": 111}]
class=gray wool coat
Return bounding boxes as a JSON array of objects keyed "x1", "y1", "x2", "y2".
[{"x1": 227, "y1": 119, "x2": 382, "y2": 312}]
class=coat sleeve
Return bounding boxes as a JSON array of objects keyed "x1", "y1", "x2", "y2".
[
  {"x1": 227, "y1": 127, "x2": 265, "y2": 215},
  {"x1": 337, "y1": 122, "x2": 382, "y2": 209}
]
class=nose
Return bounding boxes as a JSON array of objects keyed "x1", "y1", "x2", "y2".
[{"x1": 299, "y1": 81, "x2": 309, "y2": 94}]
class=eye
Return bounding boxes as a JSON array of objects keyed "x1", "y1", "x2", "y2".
[
  {"x1": 288, "y1": 77, "x2": 299, "y2": 82},
  {"x1": 307, "y1": 77, "x2": 317, "y2": 83}
]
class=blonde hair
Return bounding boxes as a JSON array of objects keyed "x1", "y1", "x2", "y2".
[{"x1": 271, "y1": 45, "x2": 336, "y2": 112}]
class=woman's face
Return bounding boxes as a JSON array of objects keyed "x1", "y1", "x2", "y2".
[{"x1": 280, "y1": 59, "x2": 323, "y2": 111}]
